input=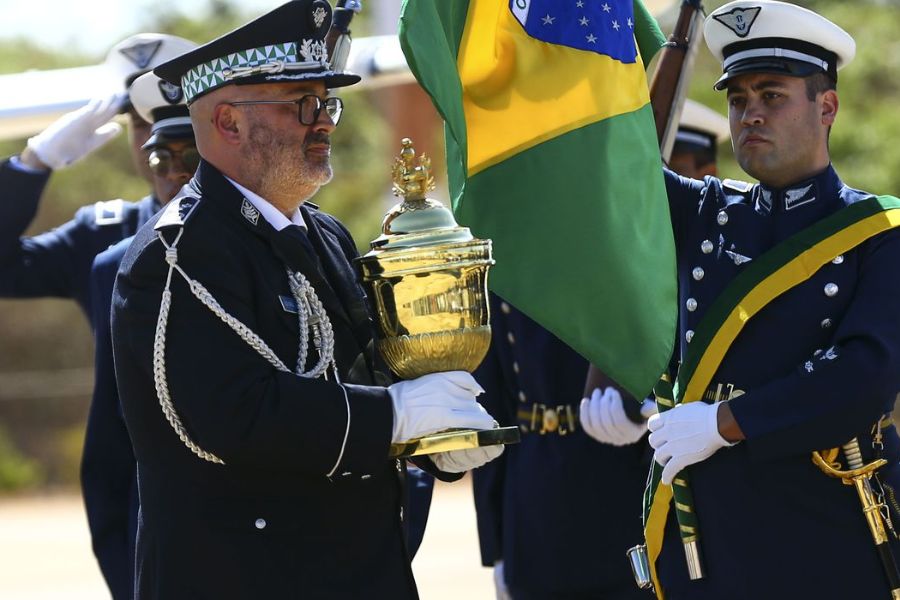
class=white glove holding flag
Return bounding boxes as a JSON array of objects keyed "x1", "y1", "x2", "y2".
[
  {"x1": 647, "y1": 402, "x2": 735, "y2": 484},
  {"x1": 580, "y1": 386, "x2": 652, "y2": 446},
  {"x1": 26, "y1": 93, "x2": 125, "y2": 170}
]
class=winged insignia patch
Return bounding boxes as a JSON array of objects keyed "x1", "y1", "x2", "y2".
[{"x1": 713, "y1": 6, "x2": 762, "y2": 38}]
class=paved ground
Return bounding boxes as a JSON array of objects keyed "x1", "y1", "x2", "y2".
[{"x1": 0, "y1": 477, "x2": 493, "y2": 599}]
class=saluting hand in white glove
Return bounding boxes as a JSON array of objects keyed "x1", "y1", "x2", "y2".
[
  {"x1": 580, "y1": 386, "x2": 652, "y2": 446},
  {"x1": 647, "y1": 401, "x2": 735, "y2": 485},
  {"x1": 26, "y1": 92, "x2": 126, "y2": 170}
]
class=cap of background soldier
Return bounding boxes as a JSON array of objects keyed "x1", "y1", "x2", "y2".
[
  {"x1": 154, "y1": 0, "x2": 360, "y2": 105},
  {"x1": 129, "y1": 71, "x2": 195, "y2": 150},
  {"x1": 704, "y1": 0, "x2": 855, "y2": 91},
  {"x1": 674, "y1": 99, "x2": 730, "y2": 158},
  {"x1": 104, "y1": 33, "x2": 198, "y2": 114}
]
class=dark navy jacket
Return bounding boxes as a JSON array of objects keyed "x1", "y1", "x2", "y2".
[
  {"x1": 0, "y1": 158, "x2": 155, "y2": 599},
  {"x1": 0, "y1": 159, "x2": 158, "y2": 328},
  {"x1": 658, "y1": 165, "x2": 900, "y2": 599},
  {"x1": 83, "y1": 238, "x2": 138, "y2": 600},
  {"x1": 112, "y1": 160, "x2": 451, "y2": 599},
  {"x1": 474, "y1": 294, "x2": 652, "y2": 599}
]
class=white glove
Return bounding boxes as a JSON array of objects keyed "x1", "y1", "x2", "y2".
[
  {"x1": 388, "y1": 371, "x2": 494, "y2": 443},
  {"x1": 579, "y1": 387, "x2": 650, "y2": 446},
  {"x1": 26, "y1": 93, "x2": 125, "y2": 170},
  {"x1": 432, "y1": 442, "x2": 504, "y2": 473},
  {"x1": 493, "y1": 559, "x2": 511, "y2": 600},
  {"x1": 647, "y1": 402, "x2": 735, "y2": 485}
]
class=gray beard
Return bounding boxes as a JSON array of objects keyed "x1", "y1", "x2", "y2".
[{"x1": 245, "y1": 119, "x2": 332, "y2": 204}]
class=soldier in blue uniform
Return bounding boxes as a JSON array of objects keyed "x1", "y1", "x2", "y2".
[
  {"x1": 633, "y1": 2, "x2": 900, "y2": 598},
  {"x1": 111, "y1": 2, "x2": 501, "y2": 598},
  {"x1": 0, "y1": 34, "x2": 196, "y2": 326},
  {"x1": 83, "y1": 67, "x2": 199, "y2": 600},
  {"x1": 474, "y1": 106, "x2": 729, "y2": 599},
  {"x1": 0, "y1": 33, "x2": 196, "y2": 598}
]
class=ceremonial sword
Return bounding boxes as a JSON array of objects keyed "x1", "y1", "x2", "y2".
[{"x1": 813, "y1": 439, "x2": 900, "y2": 599}]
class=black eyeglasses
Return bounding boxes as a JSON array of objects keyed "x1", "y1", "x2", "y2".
[
  {"x1": 147, "y1": 145, "x2": 201, "y2": 176},
  {"x1": 228, "y1": 95, "x2": 344, "y2": 126}
]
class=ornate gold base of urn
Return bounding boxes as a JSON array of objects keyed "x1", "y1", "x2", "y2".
[{"x1": 359, "y1": 139, "x2": 520, "y2": 457}]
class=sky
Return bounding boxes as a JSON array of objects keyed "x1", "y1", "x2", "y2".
[{"x1": 0, "y1": 0, "x2": 277, "y2": 56}]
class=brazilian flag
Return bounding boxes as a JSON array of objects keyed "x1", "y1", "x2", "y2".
[{"x1": 399, "y1": 0, "x2": 675, "y2": 399}]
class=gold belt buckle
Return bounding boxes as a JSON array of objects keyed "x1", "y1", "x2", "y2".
[{"x1": 539, "y1": 404, "x2": 558, "y2": 434}]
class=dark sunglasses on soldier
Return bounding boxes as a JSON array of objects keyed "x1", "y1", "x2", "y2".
[
  {"x1": 227, "y1": 95, "x2": 344, "y2": 126},
  {"x1": 147, "y1": 146, "x2": 201, "y2": 176}
]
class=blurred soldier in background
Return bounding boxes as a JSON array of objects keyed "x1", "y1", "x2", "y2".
[
  {"x1": 474, "y1": 101, "x2": 729, "y2": 600},
  {"x1": 0, "y1": 33, "x2": 195, "y2": 326},
  {"x1": 0, "y1": 32, "x2": 196, "y2": 598},
  {"x1": 84, "y1": 65, "x2": 199, "y2": 599}
]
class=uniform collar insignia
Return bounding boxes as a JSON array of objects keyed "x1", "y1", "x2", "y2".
[
  {"x1": 757, "y1": 179, "x2": 819, "y2": 212},
  {"x1": 241, "y1": 198, "x2": 260, "y2": 226},
  {"x1": 712, "y1": 6, "x2": 762, "y2": 38},
  {"x1": 784, "y1": 183, "x2": 817, "y2": 211},
  {"x1": 756, "y1": 188, "x2": 773, "y2": 215},
  {"x1": 119, "y1": 40, "x2": 163, "y2": 69}
]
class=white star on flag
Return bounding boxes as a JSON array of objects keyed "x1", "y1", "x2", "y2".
[
  {"x1": 612, "y1": 20, "x2": 620, "y2": 31},
  {"x1": 627, "y1": 17, "x2": 634, "y2": 28},
  {"x1": 586, "y1": 33, "x2": 597, "y2": 43},
  {"x1": 602, "y1": 3, "x2": 611, "y2": 12},
  {"x1": 579, "y1": 16, "x2": 589, "y2": 26},
  {"x1": 542, "y1": 13, "x2": 555, "y2": 25},
  {"x1": 576, "y1": 0, "x2": 584, "y2": 6}
]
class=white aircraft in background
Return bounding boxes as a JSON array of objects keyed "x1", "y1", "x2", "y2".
[
  {"x1": 0, "y1": 0, "x2": 676, "y2": 142},
  {"x1": 0, "y1": 34, "x2": 412, "y2": 141}
]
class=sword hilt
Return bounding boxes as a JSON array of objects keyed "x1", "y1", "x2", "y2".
[{"x1": 815, "y1": 439, "x2": 900, "y2": 598}]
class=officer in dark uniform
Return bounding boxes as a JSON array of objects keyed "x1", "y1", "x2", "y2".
[
  {"x1": 111, "y1": 3, "x2": 501, "y2": 598},
  {"x1": 635, "y1": 2, "x2": 900, "y2": 598},
  {"x1": 83, "y1": 68, "x2": 199, "y2": 600},
  {"x1": 473, "y1": 107, "x2": 729, "y2": 599},
  {"x1": 0, "y1": 33, "x2": 196, "y2": 326}
]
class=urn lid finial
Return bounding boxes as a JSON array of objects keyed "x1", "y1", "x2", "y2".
[{"x1": 391, "y1": 138, "x2": 436, "y2": 201}]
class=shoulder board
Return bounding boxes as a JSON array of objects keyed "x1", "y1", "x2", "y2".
[
  {"x1": 304, "y1": 201, "x2": 320, "y2": 210},
  {"x1": 94, "y1": 199, "x2": 125, "y2": 226},
  {"x1": 154, "y1": 196, "x2": 202, "y2": 230},
  {"x1": 722, "y1": 179, "x2": 754, "y2": 193}
]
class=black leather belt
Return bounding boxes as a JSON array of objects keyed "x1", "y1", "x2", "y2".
[{"x1": 516, "y1": 403, "x2": 578, "y2": 435}]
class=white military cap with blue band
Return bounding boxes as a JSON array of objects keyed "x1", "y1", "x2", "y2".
[
  {"x1": 676, "y1": 99, "x2": 731, "y2": 151},
  {"x1": 154, "y1": 0, "x2": 361, "y2": 104},
  {"x1": 129, "y1": 69, "x2": 197, "y2": 150},
  {"x1": 704, "y1": 0, "x2": 856, "y2": 91}
]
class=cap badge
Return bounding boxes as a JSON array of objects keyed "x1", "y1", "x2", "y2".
[
  {"x1": 312, "y1": 6, "x2": 327, "y2": 28},
  {"x1": 300, "y1": 39, "x2": 328, "y2": 63},
  {"x1": 712, "y1": 6, "x2": 762, "y2": 38},
  {"x1": 158, "y1": 80, "x2": 184, "y2": 104},
  {"x1": 119, "y1": 40, "x2": 163, "y2": 69},
  {"x1": 241, "y1": 199, "x2": 260, "y2": 226}
]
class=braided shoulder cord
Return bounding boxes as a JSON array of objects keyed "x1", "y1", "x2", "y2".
[{"x1": 151, "y1": 229, "x2": 350, "y2": 471}]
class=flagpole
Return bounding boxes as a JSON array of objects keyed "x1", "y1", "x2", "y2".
[{"x1": 584, "y1": 0, "x2": 708, "y2": 584}]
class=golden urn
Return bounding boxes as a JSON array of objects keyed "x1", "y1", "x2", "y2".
[{"x1": 357, "y1": 139, "x2": 494, "y2": 379}]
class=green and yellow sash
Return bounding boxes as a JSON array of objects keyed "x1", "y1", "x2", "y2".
[{"x1": 644, "y1": 196, "x2": 900, "y2": 598}]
